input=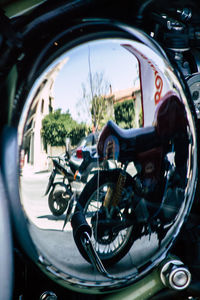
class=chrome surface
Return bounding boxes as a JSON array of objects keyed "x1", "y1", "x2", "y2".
[
  {"x1": 16, "y1": 25, "x2": 197, "y2": 292},
  {"x1": 39, "y1": 291, "x2": 58, "y2": 300},
  {"x1": 187, "y1": 73, "x2": 200, "y2": 118},
  {"x1": 160, "y1": 259, "x2": 191, "y2": 290}
]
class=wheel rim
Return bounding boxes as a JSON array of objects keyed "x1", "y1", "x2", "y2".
[
  {"x1": 83, "y1": 182, "x2": 133, "y2": 261},
  {"x1": 52, "y1": 197, "x2": 66, "y2": 212},
  {"x1": 50, "y1": 191, "x2": 70, "y2": 214}
]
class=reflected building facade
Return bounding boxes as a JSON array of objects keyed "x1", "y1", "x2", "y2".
[{"x1": 23, "y1": 59, "x2": 68, "y2": 172}]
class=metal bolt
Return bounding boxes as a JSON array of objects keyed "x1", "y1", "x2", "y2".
[
  {"x1": 171, "y1": 268, "x2": 190, "y2": 287},
  {"x1": 160, "y1": 259, "x2": 191, "y2": 290},
  {"x1": 39, "y1": 291, "x2": 57, "y2": 300}
]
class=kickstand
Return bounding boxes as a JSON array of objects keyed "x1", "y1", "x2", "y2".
[{"x1": 80, "y1": 231, "x2": 136, "y2": 281}]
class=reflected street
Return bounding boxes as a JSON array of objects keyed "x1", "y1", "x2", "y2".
[
  {"x1": 20, "y1": 163, "x2": 173, "y2": 282},
  {"x1": 21, "y1": 164, "x2": 83, "y2": 231},
  {"x1": 17, "y1": 35, "x2": 197, "y2": 290}
]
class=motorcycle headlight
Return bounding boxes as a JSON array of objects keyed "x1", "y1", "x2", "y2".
[{"x1": 1, "y1": 19, "x2": 197, "y2": 293}]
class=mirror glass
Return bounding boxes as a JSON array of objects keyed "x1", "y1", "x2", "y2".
[{"x1": 18, "y1": 37, "x2": 197, "y2": 290}]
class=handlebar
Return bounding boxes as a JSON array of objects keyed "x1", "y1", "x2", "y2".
[{"x1": 47, "y1": 155, "x2": 67, "y2": 163}]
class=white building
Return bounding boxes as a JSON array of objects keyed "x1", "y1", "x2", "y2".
[{"x1": 23, "y1": 58, "x2": 68, "y2": 172}]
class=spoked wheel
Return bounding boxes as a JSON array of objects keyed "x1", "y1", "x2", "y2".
[
  {"x1": 78, "y1": 170, "x2": 136, "y2": 266},
  {"x1": 48, "y1": 189, "x2": 72, "y2": 216}
]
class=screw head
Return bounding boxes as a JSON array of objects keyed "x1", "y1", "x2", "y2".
[
  {"x1": 40, "y1": 291, "x2": 57, "y2": 300},
  {"x1": 160, "y1": 259, "x2": 191, "y2": 290}
]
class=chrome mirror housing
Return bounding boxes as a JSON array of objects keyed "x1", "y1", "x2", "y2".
[{"x1": 2, "y1": 19, "x2": 197, "y2": 293}]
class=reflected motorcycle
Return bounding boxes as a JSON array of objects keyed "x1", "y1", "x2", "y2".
[
  {"x1": 72, "y1": 91, "x2": 189, "y2": 266},
  {"x1": 45, "y1": 146, "x2": 108, "y2": 216},
  {"x1": 44, "y1": 154, "x2": 73, "y2": 216}
]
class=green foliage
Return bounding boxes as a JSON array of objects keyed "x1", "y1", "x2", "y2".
[
  {"x1": 41, "y1": 109, "x2": 87, "y2": 147},
  {"x1": 68, "y1": 124, "x2": 87, "y2": 146},
  {"x1": 114, "y1": 99, "x2": 135, "y2": 129},
  {"x1": 42, "y1": 121, "x2": 66, "y2": 147}
]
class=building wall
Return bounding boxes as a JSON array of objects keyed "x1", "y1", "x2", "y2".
[{"x1": 24, "y1": 59, "x2": 68, "y2": 173}]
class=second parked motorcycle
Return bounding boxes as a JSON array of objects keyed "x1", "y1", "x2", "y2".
[
  {"x1": 44, "y1": 154, "x2": 73, "y2": 216},
  {"x1": 45, "y1": 144, "x2": 112, "y2": 216}
]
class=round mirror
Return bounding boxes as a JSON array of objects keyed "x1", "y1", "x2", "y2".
[{"x1": 16, "y1": 29, "x2": 197, "y2": 292}]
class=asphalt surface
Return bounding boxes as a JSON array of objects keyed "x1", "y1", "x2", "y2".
[{"x1": 19, "y1": 164, "x2": 170, "y2": 285}]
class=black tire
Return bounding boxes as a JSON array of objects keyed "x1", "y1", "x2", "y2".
[
  {"x1": 77, "y1": 169, "x2": 136, "y2": 266},
  {"x1": 48, "y1": 189, "x2": 71, "y2": 216}
]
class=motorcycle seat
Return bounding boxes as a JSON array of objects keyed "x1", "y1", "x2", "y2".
[
  {"x1": 105, "y1": 120, "x2": 161, "y2": 155},
  {"x1": 107, "y1": 120, "x2": 156, "y2": 140}
]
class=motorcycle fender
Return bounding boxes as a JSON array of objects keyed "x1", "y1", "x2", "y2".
[
  {"x1": 44, "y1": 170, "x2": 56, "y2": 195},
  {"x1": 50, "y1": 182, "x2": 70, "y2": 193},
  {"x1": 44, "y1": 183, "x2": 52, "y2": 196}
]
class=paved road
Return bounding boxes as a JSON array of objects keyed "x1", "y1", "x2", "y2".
[
  {"x1": 20, "y1": 164, "x2": 169, "y2": 283},
  {"x1": 21, "y1": 164, "x2": 82, "y2": 231},
  {"x1": 20, "y1": 162, "x2": 136, "y2": 230}
]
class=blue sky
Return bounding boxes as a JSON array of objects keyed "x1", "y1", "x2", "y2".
[{"x1": 53, "y1": 39, "x2": 139, "y2": 123}]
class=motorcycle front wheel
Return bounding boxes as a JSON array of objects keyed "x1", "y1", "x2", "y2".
[
  {"x1": 78, "y1": 169, "x2": 137, "y2": 266},
  {"x1": 48, "y1": 189, "x2": 72, "y2": 216}
]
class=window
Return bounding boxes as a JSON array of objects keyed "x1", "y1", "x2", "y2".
[{"x1": 41, "y1": 99, "x2": 44, "y2": 113}]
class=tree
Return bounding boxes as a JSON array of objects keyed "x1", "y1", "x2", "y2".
[
  {"x1": 79, "y1": 71, "x2": 114, "y2": 130},
  {"x1": 41, "y1": 109, "x2": 87, "y2": 148},
  {"x1": 114, "y1": 99, "x2": 135, "y2": 129}
]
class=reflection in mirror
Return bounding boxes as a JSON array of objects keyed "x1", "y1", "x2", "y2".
[{"x1": 18, "y1": 38, "x2": 196, "y2": 289}]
